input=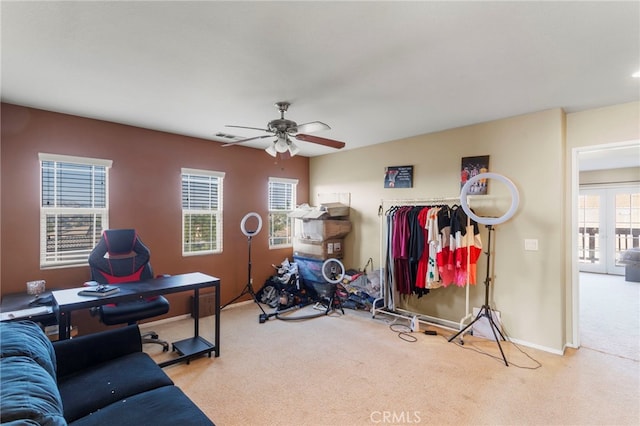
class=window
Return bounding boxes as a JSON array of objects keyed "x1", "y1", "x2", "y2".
[
  {"x1": 39, "y1": 153, "x2": 112, "y2": 268},
  {"x1": 182, "y1": 168, "x2": 225, "y2": 255},
  {"x1": 268, "y1": 177, "x2": 298, "y2": 248}
]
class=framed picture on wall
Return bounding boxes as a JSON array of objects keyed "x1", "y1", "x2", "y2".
[
  {"x1": 384, "y1": 165, "x2": 413, "y2": 188},
  {"x1": 461, "y1": 155, "x2": 490, "y2": 195}
]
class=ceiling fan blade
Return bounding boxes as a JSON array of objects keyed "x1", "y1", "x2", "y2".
[
  {"x1": 221, "y1": 134, "x2": 272, "y2": 147},
  {"x1": 294, "y1": 134, "x2": 346, "y2": 149},
  {"x1": 225, "y1": 125, "x2": 270, "y2": 132},
  {"x1": 295, "y1": 121, "x2": 330, "y2": 134}
]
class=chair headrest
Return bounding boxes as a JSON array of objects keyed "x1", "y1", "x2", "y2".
[{"x1": 103, "y1": 229, "x2": 139, "y2": 255}]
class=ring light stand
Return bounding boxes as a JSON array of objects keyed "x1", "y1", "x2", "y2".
[
  {"x1": 221, "y1": 212, "x2": 270, "y2": 323},
  {"x1": 448, "y1": 173, "x2": 519, "y2": 366},
  {"x1": 320, "y1": 258, "x2": 346, "y2": 315}
]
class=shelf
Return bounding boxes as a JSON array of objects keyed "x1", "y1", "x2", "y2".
[{"x1": 158, "y1": 336, "x2": 215, "y2": 368}]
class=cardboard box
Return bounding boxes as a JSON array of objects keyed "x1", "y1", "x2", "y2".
[
  {"x1": 320, "y1": 202, "x2": 350, "y2": 218},
  {"x1": 296, "y1": 219, "x2": 352, "y2": 241},
  {"x1": 294, "y1": 238, "x2": 344, "y2": 259},
  {"x1": 289, "y1": 202, "x2": 350, "y2": 219}
]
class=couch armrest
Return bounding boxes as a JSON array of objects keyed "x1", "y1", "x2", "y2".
[{"x1": 53, "y1": 325, "x2": 142, "y2": 379}]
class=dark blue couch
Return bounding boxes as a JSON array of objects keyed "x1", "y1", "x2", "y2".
[{"x1": 0, "y1": 321, "x2": 214, "y2": 425}]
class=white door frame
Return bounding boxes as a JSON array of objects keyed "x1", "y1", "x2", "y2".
[{"x1": 570, "y1": 140, "x2": 639, "y2": 348}]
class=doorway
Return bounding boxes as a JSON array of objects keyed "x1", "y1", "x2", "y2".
[{"x1": 572, "y1": 140, "x2": 640, "y2": 351}]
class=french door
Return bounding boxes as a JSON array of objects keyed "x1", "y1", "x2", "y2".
[{"x1": 578, "y1": 185, "x2": 640, "y2": 275}]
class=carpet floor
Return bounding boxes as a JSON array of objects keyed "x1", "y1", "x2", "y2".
[
  {"x1": 143, "y1": 294, "x2": 639, "y2": 426},
  {"x1": 579, "y1": 272, "x2": 639, "y2": 361}
]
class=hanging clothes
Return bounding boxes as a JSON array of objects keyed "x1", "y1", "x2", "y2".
[
  {"x1": 414, "y1": 207, "x2": 430, "y2": 291},
  {"x1": 384, "y1": 201, "x2": 482, "y2": 295},
  {"x1": 426, "y1": 206, "x2": 442, "y2": 289},
  {"x1": 451, "y1": 207, "x2": 482, "y2": 286},
  {"x1": 436, "y1": 206, "x2": 455, "y2": 286}
]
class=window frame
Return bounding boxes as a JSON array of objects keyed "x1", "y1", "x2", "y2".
[
  {"x1": 268, "y1": 177, "x2": 298, "y2": 249},
  {"x1": 181, "y1": 168, "x2": 225, "y2": 256},
  {"x1": 39, "y1": 153, "x2": 112, "y2": 269}
]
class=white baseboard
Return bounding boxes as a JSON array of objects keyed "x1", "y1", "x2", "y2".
[{"x1": 508, "y1": 336, "x2": 565, "y2": 355}]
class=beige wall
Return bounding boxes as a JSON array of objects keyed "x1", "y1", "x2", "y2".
[
  {"x1": 311, "y1": 108, "x2": 567, "y2": 352},
  {"x1": 311, "y1": 101, "x2": 638, "y2": 352}
]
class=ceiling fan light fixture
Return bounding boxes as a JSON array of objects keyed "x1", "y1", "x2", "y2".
[
  {"x1": 265, "y1": 144, "x2": 277, "y2": 157},
  {"x1": 275, "y1": 137, "x2": 289, "y2": 153},
  {"x1": 288, "y1": 141, "x2": 300, "y2": 156}
]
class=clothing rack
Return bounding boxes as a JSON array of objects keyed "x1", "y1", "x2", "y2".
[{"x1": 372, "y1": 196, "x2": 474, "y2": 332}]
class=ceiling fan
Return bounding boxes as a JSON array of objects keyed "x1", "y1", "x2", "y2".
[{"x1": 222, "y1": 102, "x2": 346, "y2": 158}]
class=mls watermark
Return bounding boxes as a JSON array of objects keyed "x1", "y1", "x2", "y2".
[{"x1": 370, "y1": 411, "x2": 422, "y2": 424}]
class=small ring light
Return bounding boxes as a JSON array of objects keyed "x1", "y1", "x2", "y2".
[
  {"x1": 240, "y1": 212, "x2": 263, "y2": 237},
  {"x1": 322, "y1": 258, "x2": 346, "y2": 284},
  {"x1": 460, "y1": 172, "x2": 519, "y2": 226}
]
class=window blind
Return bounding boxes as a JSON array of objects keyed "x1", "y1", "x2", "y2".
[{"x1": 39, "y1": 154, "x2": 111, "y2": 267}]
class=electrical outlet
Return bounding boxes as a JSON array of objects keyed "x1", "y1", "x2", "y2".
[{"x1": 524, "y1": 239, "x2": 539, "y2": 251}]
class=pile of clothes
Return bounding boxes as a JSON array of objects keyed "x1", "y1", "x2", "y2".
[
  {"x1": 257, "y1": 258, "x2": 383, "y2": 312},
  {"x1": 257, "y1": 259, "x2": 316, "y2": 309},
  {"x1": 340, "y1": 269, "x2": 382, "y2": 311}
]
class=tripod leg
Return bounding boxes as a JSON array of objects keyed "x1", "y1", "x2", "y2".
[
  {"x1": 484, "y1": 308, "x2": 508, "y2": 366},
  {"x1": 448, "y1": 308, "x2": 484, "y2": 343},
  {"x1": 245, "y1": 281, "x2": 268, "y2": 317},
  {"x1": 486, "y1": 308, "x2": 507, "y2": 341},
  {"x1": 325, "y1": 296, "x2": 332, "y2": 315},
  {"x1": 220, "y1": 286, "x2": 250, "y2": 310},
  {"x1": 327, "y1": 294, "x2": 345, "y2": 314}
]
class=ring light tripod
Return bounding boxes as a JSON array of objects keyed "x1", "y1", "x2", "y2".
[
  {"x1": 448, "y1": 173, "x2": 519, "y2": 366},
  {"x1": 221, "y1": 212, "x2": 269, "y2": 323}
]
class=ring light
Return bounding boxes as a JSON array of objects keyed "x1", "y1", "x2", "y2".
[
  {"x1": 460, "y1": 172, "x2": 519, "y2": 226},
  {"x1": 322, "y1": 258, "x2": 346, "y2": 284},
  {"x1": 240, "y1": 212, "x2": 263, "y2": 237}
]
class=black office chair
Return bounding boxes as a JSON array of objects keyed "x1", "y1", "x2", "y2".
[{"x1": 88, "y1": 229, "x2": 170, "y2": 351}]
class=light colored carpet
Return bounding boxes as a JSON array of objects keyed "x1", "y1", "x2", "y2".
[
  {"x1": 579, "y1": 272, "x2": 639, "y2": 361},
  {"x1": 143, "y1": 300, "x2": 639, "y2": 426}
]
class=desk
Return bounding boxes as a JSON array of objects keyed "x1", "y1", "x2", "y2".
[
  {"x1": 52, "y1": 272, "x2": 220, "y2": 367},
  {"x1": 0, "y1": 291, "x2": 57, "y2": 325}
]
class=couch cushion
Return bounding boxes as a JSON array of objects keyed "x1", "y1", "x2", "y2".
[
  {"x1": 0, "y1": 320, "x2": 57, "y2": 379},
  {"x1": 69, "y1": 385, "x2": 214, "y2": 426},
  {"x1": 0, "y1": 356, "x2": 66, "y2": 426},
  {"x1": 57, "y1": 352, "x2": 173, "y2": 423}
]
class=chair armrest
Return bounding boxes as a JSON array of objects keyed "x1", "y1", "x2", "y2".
[{"x1": 53, "y1": 324, "x2": 142, "y2": 379}]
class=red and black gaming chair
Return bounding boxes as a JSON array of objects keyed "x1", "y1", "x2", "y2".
[{"x1": 88, "y1": 229, "x2": 169, "y2": 351}]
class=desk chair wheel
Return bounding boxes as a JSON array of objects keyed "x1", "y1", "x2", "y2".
[{"x1": 142, "y1": 331, "x2": 169, "y2": 351}]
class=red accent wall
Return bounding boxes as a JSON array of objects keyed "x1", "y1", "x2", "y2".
[{"x1": 1, "y1": 103, "x2": 309, "y2": 334}]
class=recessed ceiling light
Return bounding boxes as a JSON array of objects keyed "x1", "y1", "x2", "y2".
[{"x1": 633, "y1": 70, "x2": 640, "y2": 78}]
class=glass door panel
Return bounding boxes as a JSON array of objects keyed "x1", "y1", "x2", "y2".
[
  {"x1": 611, "y1": 189, "x2": 640, "y2": 274},
  {"x1": 580, "y1": 185, "x2": 640, "y2": 275},
  {"x1": 578, "y1": 190, "x2": 605, "y2": 273}
]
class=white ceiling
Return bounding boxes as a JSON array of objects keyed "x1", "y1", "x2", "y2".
[{"x1": 1, "y1": 1, "x2": 639, "y2": 168}]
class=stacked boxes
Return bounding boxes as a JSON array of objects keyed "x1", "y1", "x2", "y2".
[{"x1": 290, "y1": 203, "x2": 351, "y2": 260}]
